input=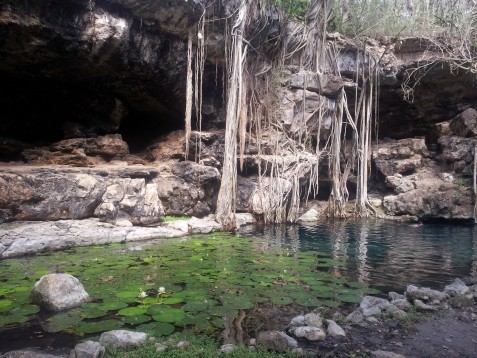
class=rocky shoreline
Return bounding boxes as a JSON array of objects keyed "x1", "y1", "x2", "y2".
[{"x1": 1, "y1": 276, "x2": 475, "y2": 358}]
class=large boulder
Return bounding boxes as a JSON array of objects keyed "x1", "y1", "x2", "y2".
[
  {"x1": 449, "y1": 108, "x2": 477, "y2": 137},
  {"x1": 99, "y1": 330, "x2": 147, "y2": 350},
  {"x1": 31, "y1": 274, "x2": 90, "y2": 312},
  {"x1": 373, "y1": 138, "x2": 427, "y2": 176}
]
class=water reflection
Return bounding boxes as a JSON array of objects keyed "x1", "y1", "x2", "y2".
[{"x1": 240, "y1": 219, "x2": 477, "y2": 293}]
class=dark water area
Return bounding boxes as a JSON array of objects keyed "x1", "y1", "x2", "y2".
[{"x1": 241, "y1": 219, "x2": 477, "y2": 294}]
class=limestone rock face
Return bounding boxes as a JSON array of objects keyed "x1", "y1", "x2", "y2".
[
  {"x1": 449, "y1": 108, "x2": 477, "y2": 137},
  {"x1": 373, "y1": 138, "x2": 427, "y2": 176},
  {"x1": 31, "y1": 274, "x2": 90, "y2": 312},
  {"x1": 385, "y1": 175, "x2": 415, "y2": 194},
  {"x1": 438, "y1": 135, "x2": 477, "y2": 175}
]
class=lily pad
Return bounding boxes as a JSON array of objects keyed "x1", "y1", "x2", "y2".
[
  {"x1": 270, "y1": 296, "x2": 294, "y2": 305},
  {"x1": 118, "y1": 306, "x2": 148, "y2": 317},
  {"x1": 0, "y1": 300, "x2": 13, "y2": 309},
  {"x1": 121, "y1": 314, "x2": 151, "y2": 325},
  {"x1": 99, "y1": 301, "x2": 129, "y2": 312},
  {"x1": 152, "y1": 308, "x2": 185, "y2": 323}
]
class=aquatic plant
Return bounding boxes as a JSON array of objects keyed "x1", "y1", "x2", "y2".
[{"x1": 0, "y1": 233, "x2": 375, "y2": 338}]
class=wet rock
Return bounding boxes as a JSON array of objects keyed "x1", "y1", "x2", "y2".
[
  {"x1": 449, "y1": 108, "x2": 477, "y2": 137},
  {"x1": 288, "y1": 315, "x2": 305, "y2": 330},
  {"x1": 99, "y1": 330, "x2": 147, "y2": 350},
  {"x1": 220, "y1": 344, "x2": 235, "y2": 354},
  {"x1": 293, "y1": 326, "x2": 326, "y2": 341},
  {"x1": 413, "y1": 299, "x2": 438, "y2": 311},
  {"x1": 31, "y1": 274, "x2": 90, "y2": 312},
  {"x1": 326, "y1": 320, "x2": 346, "y2": 338},
  {"x1": 303, "y1": 313, "x2": 323, "y2": 328},
  {"x1": 370, "y1": 350, "x2": 406, "y2": 358},
  {"x1": 449, "y1": 294, "x2": 475, "y2": 309},
  {"x1": 362, "y1": 306, "x2": 382, "y2": 317},
  {"x1": 69, "y1": 341, "x2": 105, "y2": 358},
  {"x1": 406, "y1": 285, "x2": 447, "y2": 303},
  {"x1": 235, "y1": 213, "x2": 255, "y2": 228},
  {"x1": 389, "y1": 292, "x2": 406, "y2": 301},
  {"x1": 360, "y1": 296, "x2": 392, "y2": 311},
  {"x1": 345, "y1": 310, "x2": 364, "y2": 324},
  {"x1": 188, "y1": 215, "x2": 221, "y2": 234},
  {"x1": 257, "y1": 331, "x2": 297, "y2": 352},
  {"x1": 443, "y1": 278, "x2": 469, "y2": 297},
  {"x1": 392, "y1": 299, "x2": 411, "y2": 311},
  {"x1": 297, "y1": 208, "x2": 321, "y2": 222}
]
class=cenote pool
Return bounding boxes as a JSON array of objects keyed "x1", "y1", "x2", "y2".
[{"x1": 0, "y1": 219, "x2": 476, "y2": 352}]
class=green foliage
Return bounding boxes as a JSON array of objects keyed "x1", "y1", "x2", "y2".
[
  {"x1": 105, "y1": 339, "x2": 299, "y2": 358},
  {"x1": 329, "y1": 0, "x2": 477, "y2": 39},
  {"x1": 0, "y1": 234, "x2": 375, "y2": 339},
  {"x1": 162, "y1": 215, "x2": 190, "y2": 222},
  {"x1": 272, "y1": 0, "x2": 311, "y2": 20}
]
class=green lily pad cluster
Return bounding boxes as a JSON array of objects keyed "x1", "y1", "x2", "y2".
[{"x1": 0, "y1": 233, "x2": 378, "y2": 338}]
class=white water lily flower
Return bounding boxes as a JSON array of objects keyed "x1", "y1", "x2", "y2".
[
  {"x1": 158, "y1": 286, "x2": 166, "y2": 295},
  {"x1": 138, "y1": 290, "x2": 148, "y2": 299}
]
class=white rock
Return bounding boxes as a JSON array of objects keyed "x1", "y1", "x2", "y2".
[
  {"x1": 293, "y1": 326, "x2": 326, "y2": 341},
  {"x1": 388, "y1": 292, "x2": 406, "y2": 301},
  {"x1": 360, "y1": 296, "x2": 392, "y2": 311},
  {"x1": 289, "y1": 315, "x2": 305, "y2": 328},
  {"x1": 220, "y1": 344, "x2": 235, "y2": 353},
  {"x1": 345, "y1": 310, "x2": 364, "y2": 324},
  {"x1": 326, "y1": 320, "x2": 346, "y2": 338},
  {"x1": 371, "y1": 350, "x2": 406, "y2": 358},
  {"x1": 235, "y1": 213, "x2": 255, "y2": 228},
  {"x1": 444, "y1": 278, "x2": 469, "y2": 296},
  {"x1": 99, "y1": 330, "x2": 147, "y2": 349},
  {"x1": 31, "y1": 274, "x2": 90, "y2": 312},
  {"x1": 392, "y1": 299, "x2": 411, "y2": 311},
  {"x1": 188, "y1": 216, "x2": 221, "y2": 234},
  {"x1": 362, "y1": 306, "x2": 382, "y2": 317},
  {"x1": 69, "y1": 341, "x2": 105, "y2": 358},
  {"x1": 155, "y1": 343, "x2": 167, "y2": 353},
  {"x1": 298, "y1": 209, "x2": 320, "y2": 222},
  {"x1": 304, "y1": 313, "x2": 322, "y2": 328}
]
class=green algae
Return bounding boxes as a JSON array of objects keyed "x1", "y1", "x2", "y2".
[{"x1": 0, "y1": 232, "x2": 377, "y2": 338}]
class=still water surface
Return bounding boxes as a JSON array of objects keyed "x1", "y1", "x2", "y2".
[{"x1": 242, "y1": 219, "x2": 477, "y2": 293}]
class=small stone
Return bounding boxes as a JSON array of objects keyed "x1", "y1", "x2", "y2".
[
  {"x1": 277, "y1": 331, "x2": 298, "y2": 348},
  {"x1": 304, "y1": 313, "x2": 322, "y2": 328},
  {"x1": 99, "y1": 330, "x2": 147, "y2": 350},
  {"x1": 69, "y1": 341, "x2": 105, "y2": 358},
  {"x1": 392, "y1": 299, "x2": 411, "y2": 311},
  {"x1": 366, "y1": 316, "x2": 379, "y2": 324},
  {"x1": 332, "y1": 311, "x2": 345, "y2": 322},
  {"x1": 413, "y1": 299, "x2": 437, "y2": 311},
  {"x1": 360, "y1": 296, "x2": 392, "y2": 311},
  {"x1": 176, "y1": 341, "x2": 190, "y2": 349},
  {"x1": 458, "y1": 313, "x2": 473, "y2": 323},
  {"x1": 249, "y1": 338, "x2": 256, "y2": 346},
  {"x1": 220, "y1": 344, "x2": 235, "y2": 354},
  {"x1": 362, "y1": 306, "x2": 382, "y2": 317},
  {"x1": 389, "y1": 292, "x2": 406, "y2": 301},
  {"x1": 346, "y1": 310, "x2": 364, "y2": 324},
  {"x1": 293, "y1": 326, "x2": 326, "y2": 341},
  {"x1": 291, "y1": 348, "x2": 304, "y2": 356},
  {"x1": 155, "y1": 343, "x2": 167, "y2": 353},
  {"x1": 289, "y1": 315, "x2": 305, "y2": 328},
  {"x1": 371, "y1": 350, "x2": 406, "y2": 358},
  {"x1": 326, "y1": 320, "x2": 346, "y2": 338}
]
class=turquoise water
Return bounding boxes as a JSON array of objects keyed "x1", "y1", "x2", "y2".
[{"x1": 241, "y1": 219, "x2": 477, "y2": 294}]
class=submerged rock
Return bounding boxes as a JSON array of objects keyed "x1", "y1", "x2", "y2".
[
  {"x1": 99, "y1": 330, "x2": 147, "y2": 350},
  {"x1": 31, "y1": 274, "x2": 90, "y2": 312}
]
